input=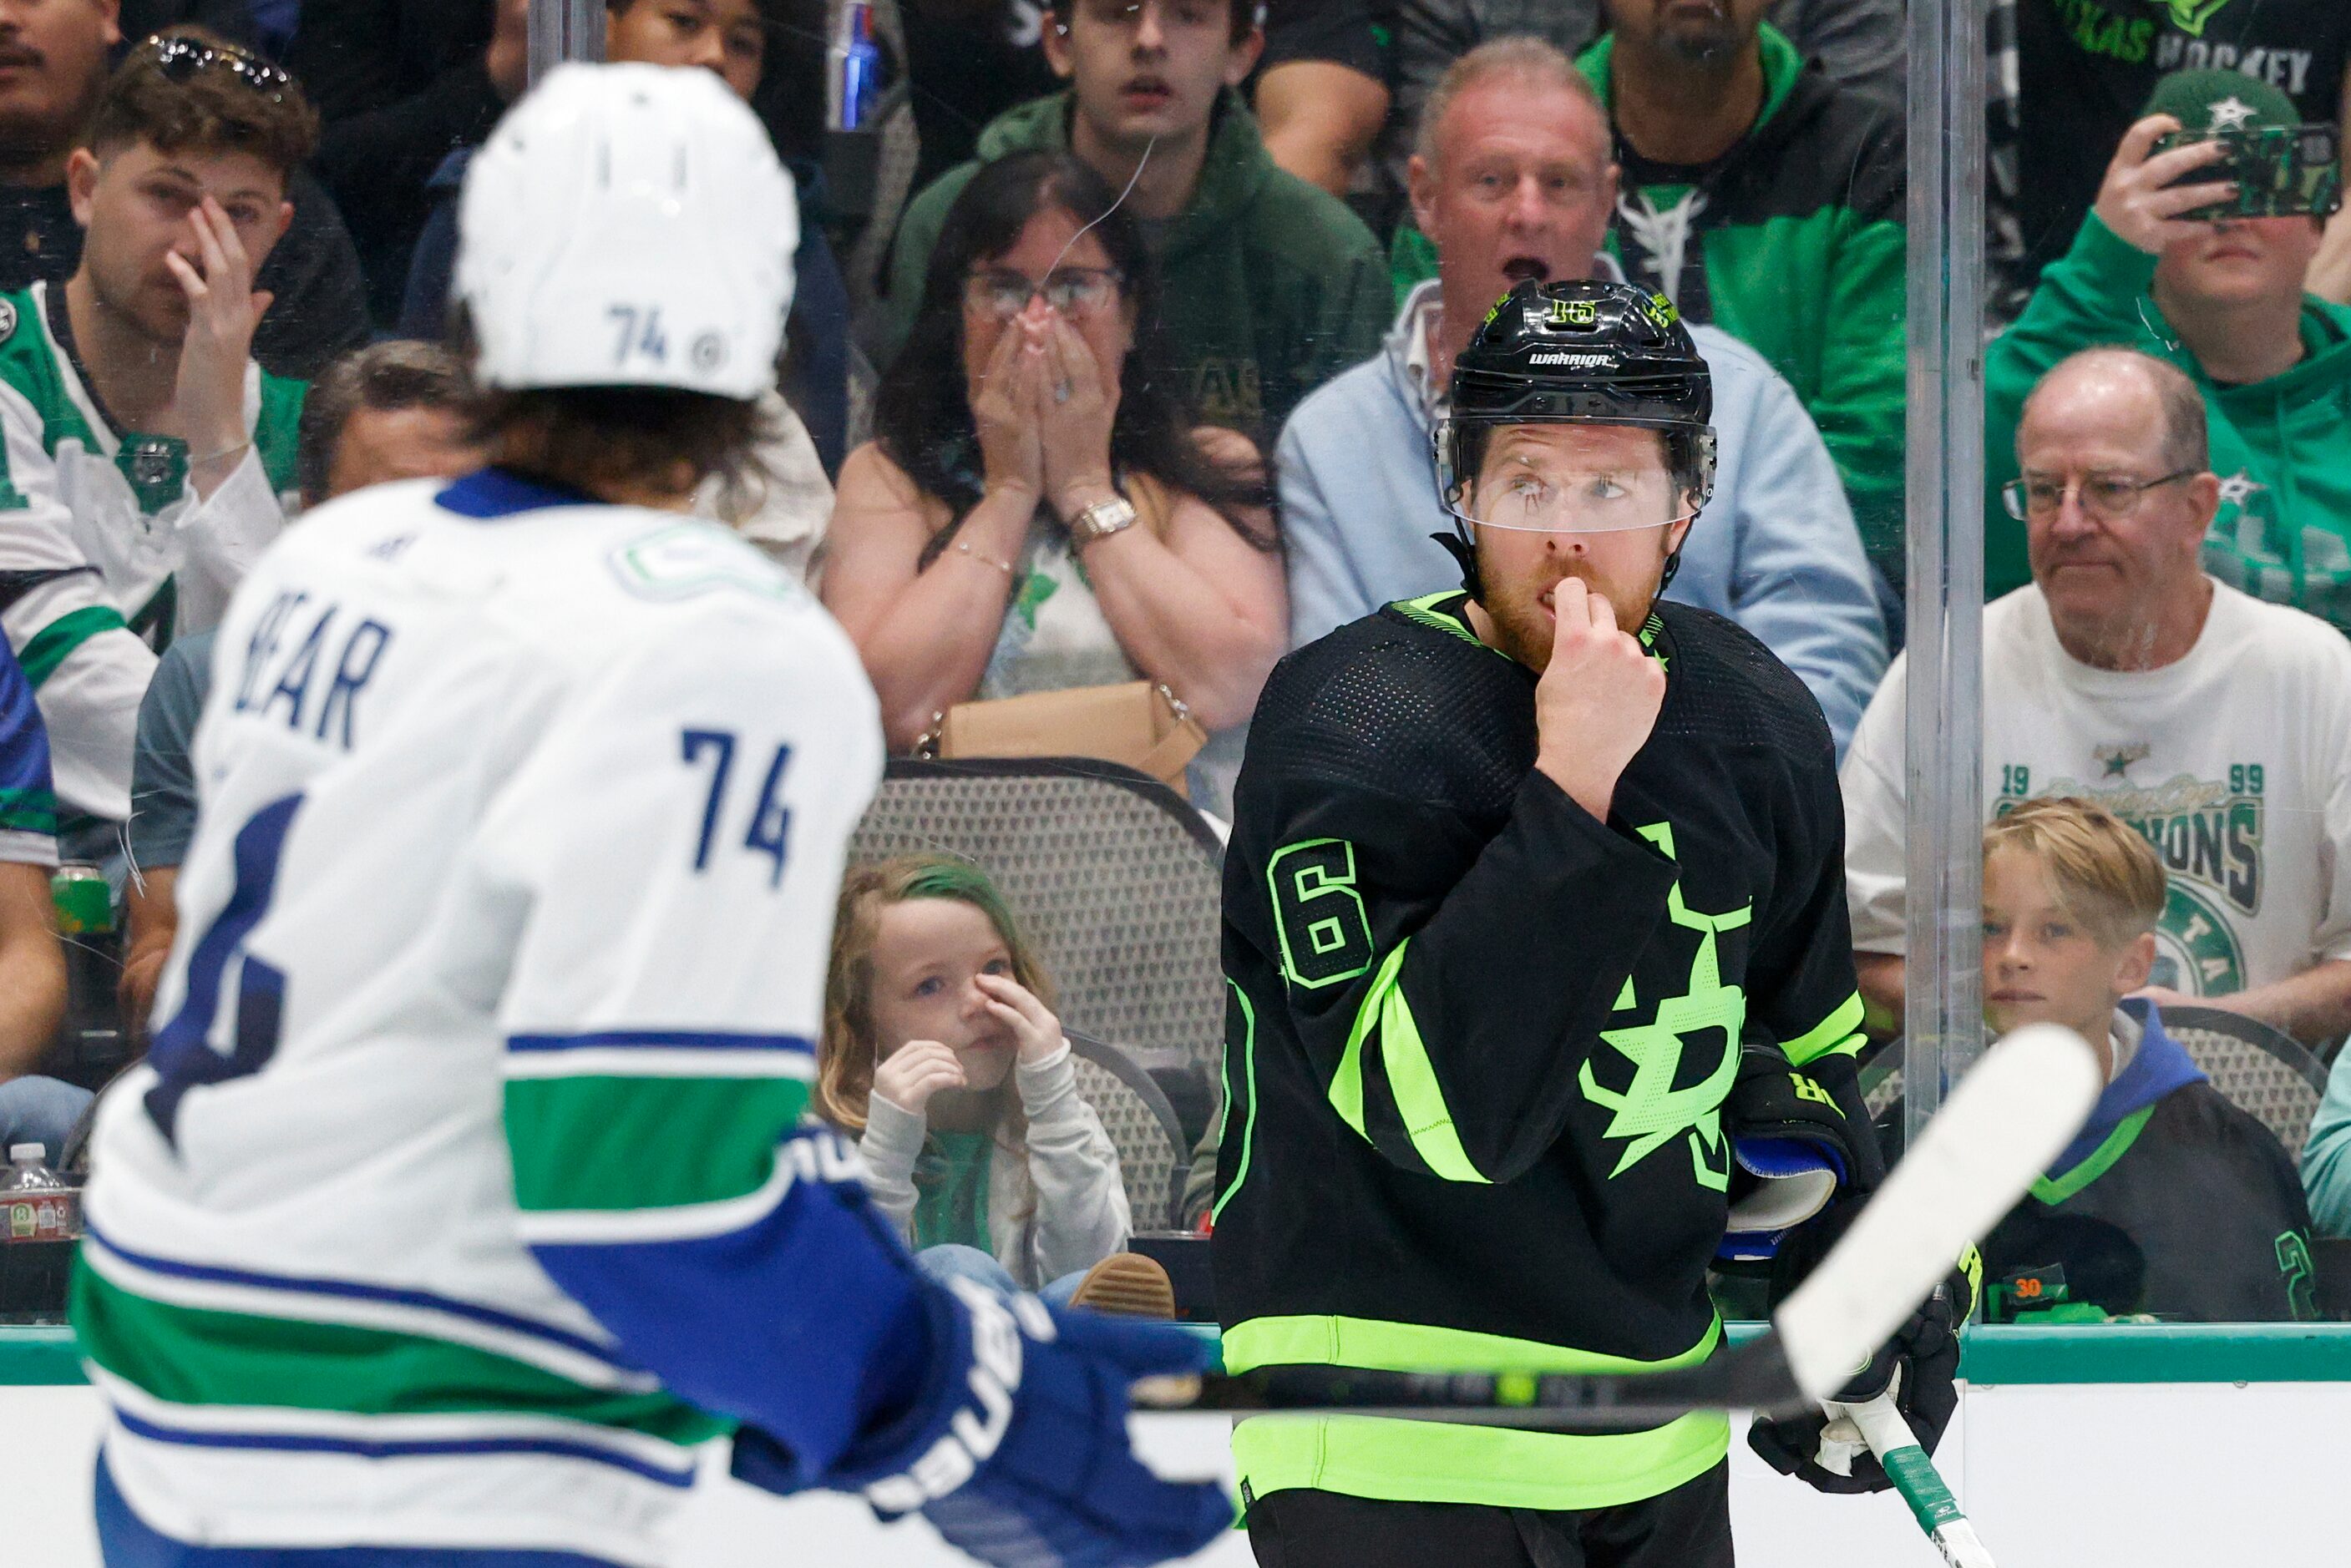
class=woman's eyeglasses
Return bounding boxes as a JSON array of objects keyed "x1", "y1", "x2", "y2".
[
  {"x1": 144, "y1": 35, "x2": 296, "y2": 103},
  {"x1": 964, "y1": 266, "x2": 1123, "y2": 321}
]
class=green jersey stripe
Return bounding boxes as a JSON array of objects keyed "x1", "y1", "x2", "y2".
[
  {"x1": 19, "y1": 603, "x2": 129, "y2": 689},
  {"x1": 1223, "y1": 1311, "x2": 1721, "y2": 1378},
  {"x1": 1210, "y1": 978, "x2": 1260, "y2": 1222},
  {"x1": 505, "y1": 1074, "x2": 809, "y2": 1212},
  {"x1": 0, "y1": 783, "x2": 58, "y2": 835},
  {"x1": 1347, "y1": 943, "x2": 1487, "y2": 1182},
  {"x1": 72, "y1": 1262, "x2": 725, "y2": 1446},
  {"x1": 2030, "y1": 1105, "x2": 2156, "y2": 1206},
  {"x1": 1232, "y1": 1405, "x2": 1730, "y2": 1511},
  {"x1": 1782, "y1": 990, "x2": 1867, "y2": 1065},
  {"x1": 255, "y1": 372, "x2": 308, "y2": 496},
  {"x1": 1225, "y1": 1311, "x2": 1728, "y2": 1510}
]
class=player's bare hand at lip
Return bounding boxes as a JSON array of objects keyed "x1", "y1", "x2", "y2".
[
  {"x1": 872, "y1": 1037, "x2": 969, "y2": 1115},
  {"x1": 1533, "y1": 575, "x2": 1665, "y2": 825},
  {"x1": 2097, "y1": 114, "x2": 2236, "y2": 255},
  {"x1": 974, "y1": 971, "x2": 1068, "y2": 1065},
  {"x1": 167, "y1": 195, "x2": 271, "y2": 464}
]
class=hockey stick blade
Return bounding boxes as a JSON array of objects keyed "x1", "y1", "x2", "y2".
[
  {"x1": 1771, "y1": 1023, "x2": 2096, "y2": 1403},
  {"x1": 1134, "y1": 1023, "x2": 2098, "y2": 1428}
]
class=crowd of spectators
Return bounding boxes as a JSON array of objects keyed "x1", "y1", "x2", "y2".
[{"x1": 2, "y1": 0, "x2": 2350, "y2": 1327}]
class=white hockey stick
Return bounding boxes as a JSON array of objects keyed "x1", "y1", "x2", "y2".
[
  {"x1": 1827, "y1": 1393, "x2": 1996, "y2": 1568},
  {"x1": 1140, "y1": 1024, "x2": 2097, "y2": 1424}
]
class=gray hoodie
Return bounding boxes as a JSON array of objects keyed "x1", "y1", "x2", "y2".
[{"x1": 857, "y1": 1042, "x2": 1130, "y2": 1289}]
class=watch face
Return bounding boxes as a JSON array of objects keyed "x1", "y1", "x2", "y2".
[{"x1": 1077, "y1": 498, "x2": 1137, "y2": 542}]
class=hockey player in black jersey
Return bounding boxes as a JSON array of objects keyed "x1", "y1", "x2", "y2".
[{"x1": 1210, "y1": 278, "x2": 1968, "y2": 1566}]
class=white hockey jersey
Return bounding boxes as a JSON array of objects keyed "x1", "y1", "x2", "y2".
[{"x1": 74, "y1": 468, "x2": 895, "y2": 1565}]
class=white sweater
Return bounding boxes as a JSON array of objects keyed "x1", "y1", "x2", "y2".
[{"x1": 857, "y1": 1042, "x2": 1131, "y2": 1288}]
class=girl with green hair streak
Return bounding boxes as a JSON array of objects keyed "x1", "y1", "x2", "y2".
[{"x1": 818, "y1": 852, "x2": 1168, "y2": 1311}]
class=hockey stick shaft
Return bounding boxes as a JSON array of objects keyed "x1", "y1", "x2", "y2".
[
  {"x1": 1832, "y1": 1393, "x2": 1995, "y2": 1568},
  {"x1": 1132, "y1": 1333, "x2": 1805, "y2": 1427},
  {"x1": 1133, "y1": 1024, "x2": 2098, "y2": 1427}
]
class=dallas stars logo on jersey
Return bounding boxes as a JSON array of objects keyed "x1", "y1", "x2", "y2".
[
  {"x1": 2166, "y1": 0, "x2": 2237, "y2": 39},
  {"x1": 1580, "y1": 822, "x2": 1748, "y2": 1188}
]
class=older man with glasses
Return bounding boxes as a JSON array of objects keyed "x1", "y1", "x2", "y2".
[{"x1": 1842, "y1": 345, "x2": 2351, "y2": 1050}]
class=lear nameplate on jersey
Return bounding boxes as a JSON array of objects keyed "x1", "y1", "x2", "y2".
[{"x1": 609, "y1": 524, "x2": 801, "y2": 604}]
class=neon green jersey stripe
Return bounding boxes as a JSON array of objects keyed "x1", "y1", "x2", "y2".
[
  {"x1": 1782, "y1": 990, "x2": 1866, "y2": 1065},
  {"x1": 19, "y1": 604, "x2": 129, "y2": 690},
  {"x1": 1339, "y1": 943, "x2": 1487, "y2": 1182},
  {"x1": 1233, "y1": 1408, "x2": 1730, "y2": 1511},
  {"x1": 1212, "y1": 979, "x2": 1260, "y2": 1222},
  {"x1": 505, "y1": 1075, "x2": 808, "y2": 1212},
  {"x1": 2031, "y1": 1105, "x2": 2154, "y2": 1205},
  {"x1": 1388, "y1": 592, "x2": 1488, "y2": 650},
  {"x1": 1224, "y1": 1312, "x2": 1721, "y2": 1377},
  {"x1": 71, "y1": 1262, "x2": 723, "y2": 1444},
  {"x1": 1226, "y1": 1313, "x2": 1727, "y2": 1510}
]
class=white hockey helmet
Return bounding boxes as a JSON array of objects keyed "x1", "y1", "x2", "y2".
[{"x1": 454, "y1": 63, "x2": 798, "y2": 399}]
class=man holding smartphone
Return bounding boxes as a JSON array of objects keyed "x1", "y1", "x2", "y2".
[{"x1": 1984, "y1": 69, "x2": 2351, "y2": 633}]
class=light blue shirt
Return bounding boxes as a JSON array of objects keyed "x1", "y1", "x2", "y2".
[
  {"x1": 1276, "y1": 281, "x2": 1889, "y2": 756},
  {"x1": 2303, "y1": 1049, "x2": 2351, "y2": 1235}
]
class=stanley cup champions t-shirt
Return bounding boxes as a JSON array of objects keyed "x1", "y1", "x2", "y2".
[{"x1": 1844, "y1": 580, "x2": 2351, "y2": 996}]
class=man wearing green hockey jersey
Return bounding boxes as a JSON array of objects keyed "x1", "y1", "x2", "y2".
[
  {"x1": 1211, "y1": 277, "x2": 1968, "y2": 1565},
  {"x1": 0, "y1": 29, "x2": 309, "y2": 845},
  {"x1": 1580, "y1": 0, "x2": 1906, "y2": 589},
  {"x1": 1984, "y1": 70, "x2": 2351, "y2": 631}
]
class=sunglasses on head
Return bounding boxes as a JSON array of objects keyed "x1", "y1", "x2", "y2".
[{"x1": 142, "y1": 35, "x2": 295, "y2": 102}]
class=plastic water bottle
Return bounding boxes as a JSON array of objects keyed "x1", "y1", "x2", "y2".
[{"x1": 0, "y1": 1143, "x2": 79, "y2": 1321}]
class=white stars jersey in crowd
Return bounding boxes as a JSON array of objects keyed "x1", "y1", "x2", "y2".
[
  {"x1": 0, "y1": 281, "x2": 302, "y2": 825},
  {"x1": 72, "y1": 468, "x2": 886, "y2": 1565},
  {"x1": 1844, "y1": 580, "x2": 2351, "y2": 996}
]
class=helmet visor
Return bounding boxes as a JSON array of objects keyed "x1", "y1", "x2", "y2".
[{"x1": 1445, "y1": 442, "x2": 1700, "y2": 534}]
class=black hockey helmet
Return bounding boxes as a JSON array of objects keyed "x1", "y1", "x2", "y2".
[{"x1": 1431, "y1": 278, "x2": 1717, "y2": 598}]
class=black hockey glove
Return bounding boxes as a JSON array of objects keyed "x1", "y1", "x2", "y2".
[
  {"x1": 1747, "y1": 1207, "x2": 1979, "y2": 1494},
  {"x1": 1718, "y1": 1040, "x2": 1868, "y2": 1262}
]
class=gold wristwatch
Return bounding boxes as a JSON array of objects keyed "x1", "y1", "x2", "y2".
[{"x1": 1067, "y1": 493, "x2": 1138, "y2": 548}]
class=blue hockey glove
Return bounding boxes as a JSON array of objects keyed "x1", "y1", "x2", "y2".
[
  {"x1": 742, "y1": 1273, "x2": 1231, "y2": 1568},
  {"x1": 1718, "y1": 1041, "x2": 1857, "y2": 1262}
]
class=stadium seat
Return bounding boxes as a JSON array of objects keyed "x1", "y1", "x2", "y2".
[
  {"x1": 1067, "y1": 1029, "x2": 1192, "y2": 1230},
  {"x1": 847, "y1": 756, "x2": 1227, "y2": 1224},
  {"x1": 2159, "y1": 1006, "x2": 2330, "y2": 1161}
]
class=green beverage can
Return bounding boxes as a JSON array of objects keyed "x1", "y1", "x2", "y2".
[{"x1": 51, "y1": 863, "x2": 113, "y2": 936}]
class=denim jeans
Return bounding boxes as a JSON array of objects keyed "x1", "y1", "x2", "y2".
[
  {"x1": 0, "y1": 1075, "x2": 94, "y2": 1166},
  {"x1": 915, "y1": 1242, "x2": 1087, "y2": 1306}
]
